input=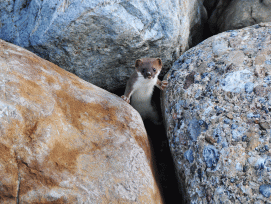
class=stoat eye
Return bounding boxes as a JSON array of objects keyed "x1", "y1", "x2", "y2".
[
  {"x1": 142, "y1": 68, "x2": 146, "y2": 73},
  {"x1": 153, "y1": 68, "x2": 156, "y2": 72}
]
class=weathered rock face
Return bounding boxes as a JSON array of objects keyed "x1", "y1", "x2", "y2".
[
  {"x1": 209, "y1": 0, "x2": 271, "y2": 34},
  {"x1": 0, "y1": 39, "x2": 163, "y2": 204},
  {"x1": 162, "y1": 23, "x2": 271, "y2": 203},
  {"x1": 0, "y1": 0, "x2": 206, "y2": 92}
]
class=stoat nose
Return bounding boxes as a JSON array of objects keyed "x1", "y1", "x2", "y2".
[{"x1": 146, "y1": 72, "x2": 152, "y2": 79}]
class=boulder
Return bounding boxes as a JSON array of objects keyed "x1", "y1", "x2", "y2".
[
  {"x1": 209, "y1": 0, "x2": 271, "y2": 34},
  {"x1": 0, "y1": 39, "x2": 163, "y2": 204},
  {"x1": 162, "y1": 23, "x2": 271, "y2": 203},
  {"x1": 0, "y1": 0, "x2": 207, "y2": 92}
]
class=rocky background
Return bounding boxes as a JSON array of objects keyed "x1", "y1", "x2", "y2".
[
  {"x1": 0, "y1": 0, "x2": 271, "y2": 203},
  {"x1": 0, "y1": 0, "x2": 208, "y2": 92},
  {"x1": 162, "y1": 23, "x2": 271, "y2": 203}
]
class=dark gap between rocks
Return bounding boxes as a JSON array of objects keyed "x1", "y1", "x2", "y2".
[
  {"x1": 115, "y1": 87, "x2": 184, "y2": 204},
  {"x1": 113, "y1": 5, "x2": 224, "y2": 200},
  {"x1": 146, "y1": 87, "x2": 184, "y2": 204}
]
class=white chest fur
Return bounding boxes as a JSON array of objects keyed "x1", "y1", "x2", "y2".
[{"x1": 130, "y1": 72, "x2": 159, "y2": 120}]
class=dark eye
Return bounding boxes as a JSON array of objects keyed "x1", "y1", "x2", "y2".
[
  {"x1": 142, "y1": 68, "x2": 146, "y2": 73},
  {"x1": 153, "y1": 68, "x2": 156, "y2": 72}
]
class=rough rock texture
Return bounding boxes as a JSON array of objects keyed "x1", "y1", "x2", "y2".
[
  {"x1": 0, "y1": 39, "x2": 163, "y2": 204},
  {"x1": 209, "y1": 0, "x2": 271, "y2": 34},
  {"x1": 162, "y1": 23, "x2": 271, "y2": 203},
  {"x1": 0, "y1": 0, "x2": 206, "y2": 92}
]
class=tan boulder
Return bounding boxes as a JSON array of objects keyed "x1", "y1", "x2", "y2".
[{"x1": 0, "y1": 39, "x2": 163, "y2": 204}]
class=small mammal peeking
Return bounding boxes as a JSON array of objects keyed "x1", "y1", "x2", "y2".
[{"x1": 121, "y1": 58, "x2": 168, "y2": 124}]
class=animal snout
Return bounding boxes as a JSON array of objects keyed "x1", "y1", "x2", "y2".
[{"x1": 147, "y1": 72, "x2": 152, "y2": 78}]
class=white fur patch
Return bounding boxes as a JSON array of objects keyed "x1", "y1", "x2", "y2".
[{"x1": 130, "y1": 72, "x2": 159, "y2": 121}]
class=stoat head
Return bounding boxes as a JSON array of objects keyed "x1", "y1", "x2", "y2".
[{"x1": 135, "y1": 58, "x2": 162, "y2": 79}]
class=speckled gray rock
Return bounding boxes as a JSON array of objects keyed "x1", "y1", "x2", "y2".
[
  {"x1": 0, "y1": 0, "x2": 206, "y2": 92},
  {"x1": 162, "y1": 23, "x2": 271, "y2": 203},
  {"x1": 209, "y1": 0, "x2": 271, "y2": 34}
]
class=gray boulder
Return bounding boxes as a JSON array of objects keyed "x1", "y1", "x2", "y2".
[
  {"x1": 0, "y1": 0, "x2": 207, "y2": 92},
  {"x1": 209, "y1": 0, "x2": 271, "y2": 34},
  {"x1": 162, "y1": 23, "x2": 271, "y2": 203}
]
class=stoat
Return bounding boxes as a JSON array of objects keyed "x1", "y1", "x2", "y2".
[{"x1": 121, "y1": 58, "x2": 168, "y2": 124}]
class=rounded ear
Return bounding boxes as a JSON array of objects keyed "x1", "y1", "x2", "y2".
[
  {"x1": 156, "y1": 58, "x2": 162, "y2": 67},
  {"x1": 135, "y1": 59, "x2": 143, "y2": 68}
]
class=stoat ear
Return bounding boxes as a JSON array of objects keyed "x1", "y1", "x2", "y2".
[
  {"x1": 156, "y1": 58, "x2": 162, "y2": 67},
  {"x1": 135, "y1": 59, "x2": 143, "y2": 68}
]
